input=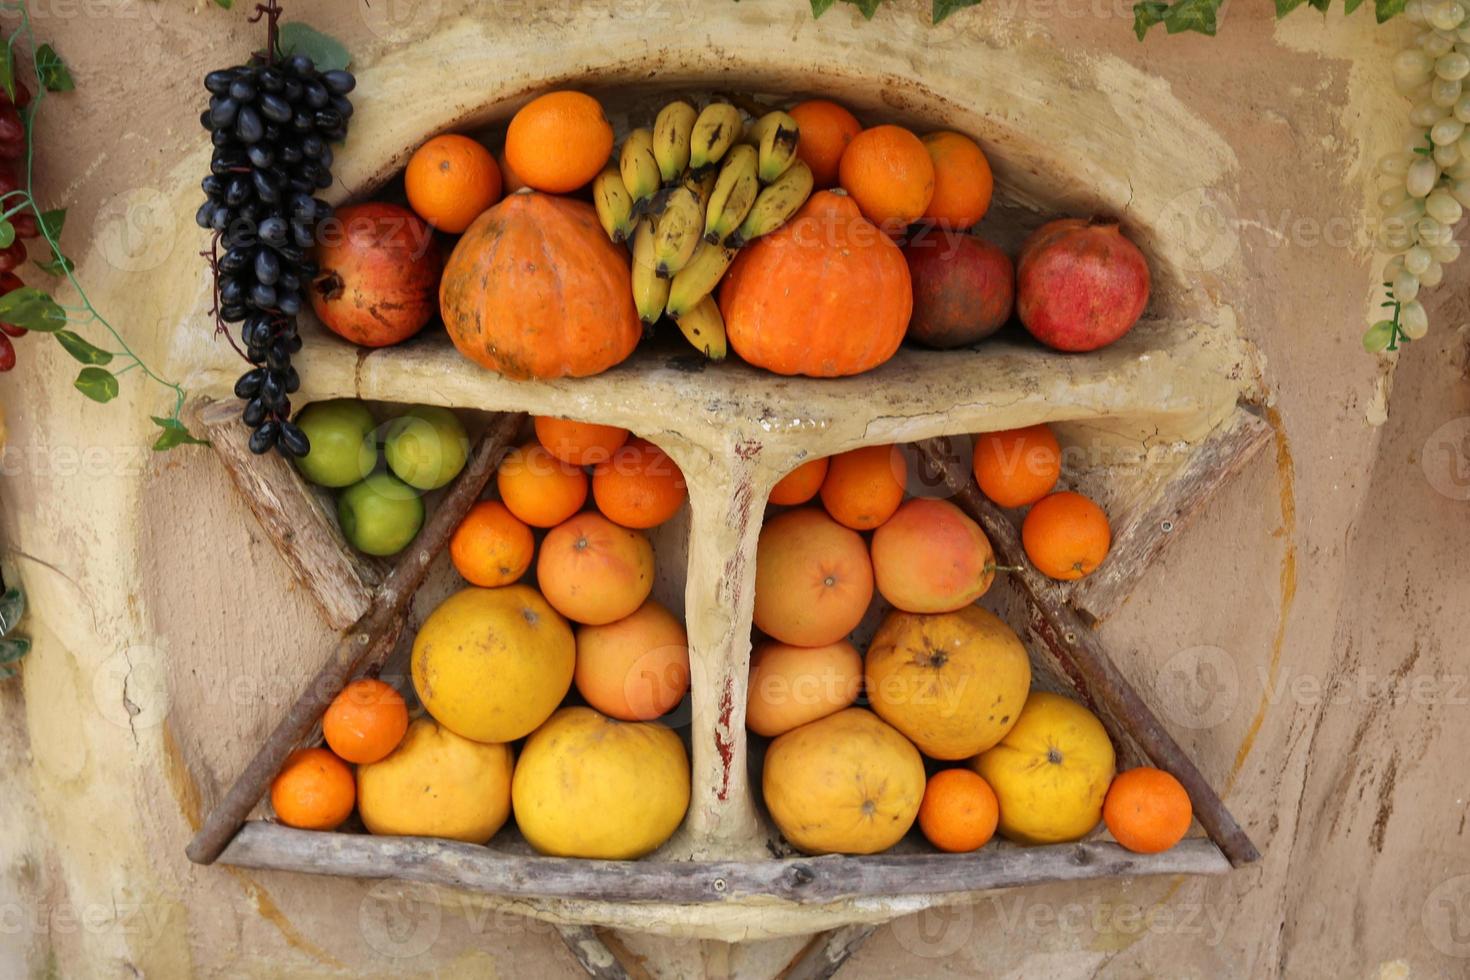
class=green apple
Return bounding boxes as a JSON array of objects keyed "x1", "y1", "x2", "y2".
[
  {"x1": 384, "y1": 406, "x2": 469, "y2": 490},
  {"x1": 338, "y1": 474, "x2": 425, "y2": 556},
  {"x1": 293, "y1": 400, "x2": 378, "y2": 488}
]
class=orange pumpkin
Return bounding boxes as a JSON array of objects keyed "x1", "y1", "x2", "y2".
[
  {"x1": 440, "y1": 191, "x2": 641, "y2": 379},
  {"x1": 718, "y1": 191, "x2": 911, "y2": 377}
]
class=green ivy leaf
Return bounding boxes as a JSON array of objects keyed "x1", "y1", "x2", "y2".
[
  {"x1": 847, "y1": 0, "x2": 883, "y2": 16},
  {"x1": 1305, "y1": 0, "x2": 1330, "y2": 11},
  {"x1": 1162, "y1": 0, "x2": 1222, "y2": 34},
  {"x1": 811, "y1": 0, "x2": 837, "y2": 14},
  {"x1": 73, "y1": 366, "x2": 118, "y2": 403},
  {"x1": 53, "y1": 330, "x2": 113, "y2": 365},
  {"x1": 1344, "y1": 0, "x2": 1366, "y2": 13},
  {"x1": 214, "y1": 0, "x2": 233, "y2": 7},
  {"x1": 0, "y1": 637, "x2": 29, "y2": 670},
  {"x1": 37, "y1": 208, "x2": 64, "y2": 241},
  {"x1": 934, "y1": 0, "x2": 983, "y2": 22},
  {"x1": 1375, "y1": 0, "x2": 1407, "y2": 20},
  {"x1": 0, "y1": 221, "x2": 15, "y2": 249},
  {"x1": 1134, "y1": 0, "x2": 1169, "y2": 38},
  {"x1": 151, "y1": 415, "x2": 210, "y2": 452},
  {"x1": 276, "y1": 23, "x2": 351, "y2": 72},
  {"x1": 1363, "y1": 319, "x2": 1395, "y2": 352},
  {"x1": 35, "y1": 254, "x2": 73, "y2": 277},
  {"x1": 34, "y1": 45, "x2": 73, "y2": 93},
  {"x1": 1275, "y1": 0, "x2": 1305, "y2": 14},
  {"x1": 0, "y1": 287, "x2": 65, "y2": 332},
  {"x1": 0, "y1": 587, "x2": 24, "y2": 636}
]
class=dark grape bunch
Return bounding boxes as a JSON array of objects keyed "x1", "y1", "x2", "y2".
[{"x1": 196, "y1": 50, "x2": 355, "y2": 456}]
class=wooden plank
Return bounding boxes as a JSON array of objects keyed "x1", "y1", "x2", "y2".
[
  {"x1": 1073, "y1": 409, "x2": 1272, "y2": 622},
  {"x1": 556, "y1": 925, "x2": 630, "y2": 979},
  {"x1": 912, "y1": 439, "x2": 1261, "y2": 868},
  {"x1": 193, "y1": 398, "x2": 382, "y2": 630},
  {"x1": 186, "y1": 411, "x2": 526, "y2": 866},
  {"x1": 782, "y1": 925, "x2": 877, "y2": 980},
  {"x1": 218, "y1": 822, "x2": 1231, "y2": 904}
]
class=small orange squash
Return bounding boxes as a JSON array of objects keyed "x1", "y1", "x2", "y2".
[
  {"x1": 440, "y1": 191, "x2": 641, "y2": 379},
  {"x1": 718, "y1": 191, "x2": 911, "y2": 377}
]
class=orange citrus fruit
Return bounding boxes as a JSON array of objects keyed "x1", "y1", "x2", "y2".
[
  {"x1": 535, "y1": 415, "x2": 630, "y2": 466},
  {"x1": 504, "y1": 91, "x2": 614, "y2": 194},
  {"x1": 405, "y1": 134, "x2": 503, "y2": 233},
  {"x1": 496, "y1": 443, "x2": 588, "y2": 528},
  {"x1": 323, "y1": 678, "x2": 410, "y2": 765},
  {"x1": 789, "y1": 99, "x2": 862, "y2": 189},
  {"x1": 1103, "y1": 767, "x2": 1193, "y2": 854},
  {"x1": 917, "y1": 769, "x2": 1000, "y2": 853},
  {"x1": 921, "y1": 131, "x2": 994, "y2": 229},
  {"x1": 592, "y1": 437, "x2": 687, "y2": 529},
  {"x1": 1021, "y1": 490, "x2": 1111, "y2": 580},
  {"x1": 497, "y1": 146, "x2": 529, "y2": 194},
  {"x1": 270, "y1": 747, "x2": 356, "y2": 831},
  {"x1": 450, "y1": 500, "x2": 535, "y2": 587},
  {"x1": 973, "y1": 424, "x2": 1061, "y2": 509},
  {"x1": 837, "y1": 125, "x2": 935, "y2": 231},
  {"x1": 769, "y1": 456, "x2": 829, "y2": 506},
  {"x1": 818, "y1": 444, "x2": 907, "y2": 530}
]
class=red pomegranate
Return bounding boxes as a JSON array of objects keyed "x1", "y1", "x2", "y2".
[
  {"x1": 1016, "y1": 218, "x2": 1150, "y2": 353},
  {"x1": 311, "y1": 202, "x2": 443, "y2": 348},
  {"x1": 901, "y1": 231, "x2": 1013, "y2": 349}
]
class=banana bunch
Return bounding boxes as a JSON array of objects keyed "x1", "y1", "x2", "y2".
[{"x1": 595, "y1": 100, "x2": 817, "y2": 360}]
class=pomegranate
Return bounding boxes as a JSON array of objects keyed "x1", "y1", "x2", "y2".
[
  {"x1": 311, "y1": 202, "x2": 442, "y2": 348},
  {"x1": 902, "y1": 230, "x2": 1013, "y2": 349},
  {"x1": 1016, "y1": 217, "x2": 1150, "y2": 353}
]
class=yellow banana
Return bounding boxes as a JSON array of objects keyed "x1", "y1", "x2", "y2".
[
  {"x1": 689, "y1": 102, "x2": 743, "y2": 174},
  {"x1": 666, "y1": 241, "x2": 737, "y2": 318},
  {"x1": 729, "y1": 160, "x2": 814, "y2": 248},
  {"x1": 620, "y1": 128, "x2": 661, "y2": 214},
  {"x1": 592, "y1": 167, "x2": 636, "y2": 243},
  {"x1": 672, "y1": 294, "x2": 728, "y2": 360},
  {"x1": 703, "y1": 144, "x2": 759, "y2": 244},
  {"x1": 630, "y1": 218, "x2": 669, "y2": 324},
  {"x1": 751, "y1": 110, "x2": 800, "y2": 182},
  {"x1": 652, "y1": 184, "x2": 703, "y2": 276},
  {"x1": 683, "y1": 168, "x2": 716, "y2": 209},
  {"x1": 653, "y1": 100, "x2": 697, "y2": 185}
]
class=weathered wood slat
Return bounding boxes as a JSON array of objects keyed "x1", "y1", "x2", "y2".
[
  {"x1": 912, "y1": 438, "x2": 1261, "y2": 868},
  {"x1": 186, "y1": 411, "x2": 526, "y2": 866},
  {"x1": 1073, "y1": 409, "x2": 1273, "y2": 622},
  {"x1": 218, "y1": 822, "x2": 1230, "y2": 904},
  {"x1": 555, "y1": 925, "x2": 629, "y2": 979},
  {"x1": 782, "y1": 925, "x2": 877, "y2": 980},
  {"x1": 194, "y1": 398, "x2": 382, "y2": 629}
]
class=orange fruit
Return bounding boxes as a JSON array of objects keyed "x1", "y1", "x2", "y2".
[
  {"x1": 753, "y1": 507, "x2": 874, "y2": 647},
  {"x1": 1103, "y1": 767, "x2": 1193, "y2": 854},
  {"x1": 1021, "y1": 490, "x2": 1111, "y2": 580},
  {"x1": 450, "y1": 500, "x2": 535, "y2": 587},
  {"x1": 973, "y1": 424, "x2": 1061, "y2": 509},
  {"x1": 818, "y1": 444, "x2": 907, "y2": 530},
  {"x1": 917, "y1": 769, "x2": 1000, "y2": 853},
  {"x1": 837, "y1": 125, "x2": 935, "y2": 231},
  {"x1": 769, "y1": 457, "x2": 829, "y2": 506},
  {"x1": 574, "y1": 598, "x2": 690, "y2": 721},
  {"x1": 405, "y1": 134, "x2": 503, "y2": 233},
  {"x1": 746, "y1": 639, "x2": 863, "y2": 737},
  {"x1": 921, "y1": 131, "x2": 994, "y2": 229},
  {"x1": 270, "y1": 747, "x2": 355, "y2": 831},
  {"x1": 497, "y1": 147, "x2": 528, "y2": 194},
  {"x1": 592, "y1": 437, "x2": 687, "y2": 529},
  {"x1": 504, "y1": 91, "x2": 614, "y2": 194},
  {"x1": 323, "y1": 678, "x2": 410, "y2": 765},
  {"x1": 789, "y1": 99, "x2": 862, "y2": 189},
  {"x1": 536, "y1": 511, "x2": 655, "y2": 625},
  {"x1": 535, "y1": 415, "x2": 629, "y2": 466},
  {"x1": 496, "y1": 443, "x2": 588, "y2": 528}
]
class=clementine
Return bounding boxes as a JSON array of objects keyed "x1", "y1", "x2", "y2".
[
  {"x1": 1021, "y1": 491, "x2": 1111, "y2": 580},
  {"x1": 769, "y1": 457, "x2": 829, "y2": 507},
  {"x1": 918, "y1": 769, "x2": 1000, "y2": 853},
  {"x1": 838, "y1": 125, "x2": 935, "y2": 231},
  {"x1": 921, "y1": 131, "x2": 994, "y2": 229},
  {"x1": 592, "y1": 437, "x2": 687, "y2": 529},
  {"x1": 449, "y1": 500, "x2": 535, "y2": 587},
  {"x1": 504, "y1": 91, "x2": 614, "y2": 193},
  {"x1": 405, "y1": 134, "x2": 502, "y2": 233},
  {"x1": 819, "y1": 444, "x2": 907, "y2": 530},
  {"x1": 270, "y1": 747, "x2": 355, "y2": 831},
  {"x1": 537, "y1": 511, "x2": 654, "y2": 625},
  {"x1": 323, "y1": 678, "x2": 410, "y2": 765},
  {"x1": 534, "y1": 415, "x2": 629, "y2": 466},
  {"x1": 789, "y1": 99, "x2": 862, "y2": 189},
  {"x1": 496, "y1": 443, "x2": 588, "y2": 528},
  {"x1": 1103, "y1": 767, "x2": 1193, "y2": 854},
  {"x1": 973, "y1": 424, "x2": 1061, "y2": 509}
]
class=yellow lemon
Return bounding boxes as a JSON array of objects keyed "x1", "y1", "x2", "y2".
[
  {"x1": 865, "y1": 605, "x2": 1032, "y2": 760},
  {"x1": 412, "y1": 585, "x2": 574, "y2": 743},
  {"x1": 973, "y1": 691, "x2": 1116, "y2": 845},
  {"x1": 357, "y1": 717, "x2": 514, "y2": 844},
  {"x1": 762, "y1": 707, "x2": 926, "y2": 855},
  {"x1": 511, "y1": 706, "x2": 689, "y2": 859}
]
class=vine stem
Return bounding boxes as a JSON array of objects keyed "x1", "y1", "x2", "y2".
[{"x1": 1, "y1": 0, "x2": 189, "y2": 426}]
